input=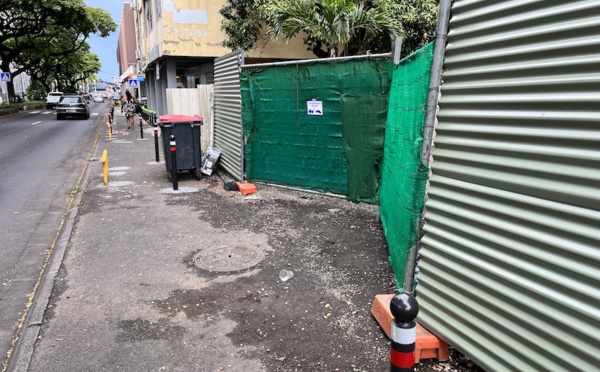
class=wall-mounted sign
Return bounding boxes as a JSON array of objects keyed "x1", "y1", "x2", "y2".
[
  {"x1": 148, "y1": 45, "x2": 159, "y2": 64},
  {"x1": 0, "y1": 72, "x2": 10, "y2": 82},
  {"x1": 307, "y1": 100, "x2": 323, "y2": 116},
  {"x1": 128, "y1": 79, "x2": 139, "y2": 88}
]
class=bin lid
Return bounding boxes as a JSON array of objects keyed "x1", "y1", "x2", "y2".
[{"x1": 159, "y1": 114, "x2": 203, "y2": 124}]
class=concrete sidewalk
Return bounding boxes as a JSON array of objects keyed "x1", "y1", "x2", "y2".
[{"x1": 16, "y1": 108, "x2": 399, "y2": 371}]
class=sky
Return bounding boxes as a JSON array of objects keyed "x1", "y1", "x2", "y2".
[{"x1": 84, "y1": 0, "x2": 124, "y2": 83}]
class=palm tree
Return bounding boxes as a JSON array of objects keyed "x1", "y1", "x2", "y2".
[{"x1": 266, "y1": 0, "x2": 402, "y2": 57}]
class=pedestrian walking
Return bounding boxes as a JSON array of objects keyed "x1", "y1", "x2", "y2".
[{"x1": 124, "y1": 90, "x2": 136, "y2": 130}]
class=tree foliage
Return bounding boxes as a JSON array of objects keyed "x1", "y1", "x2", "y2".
[
  {"x1": 0, "y1": 0, "x2": 116, "y2": 97},
  {"x1": 30, "y1": 41, "x2": 101, "y2": 94},
  {"x1": 265, "y1": 0, "x2": 402, "y2": 57},
  {"x1": 220, "y1": 0, "x2": 438, "y2": 58},
  {"x1": 220, "y1": 0, "x2": 265, "y2": 51}
]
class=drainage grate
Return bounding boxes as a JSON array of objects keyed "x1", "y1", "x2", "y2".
[
  {"x1": 193, "y1": 245, "x2": 265, "y2": 272},
  {"x1": 74, "y1": 159, "x2": 86, "y2": 164}
]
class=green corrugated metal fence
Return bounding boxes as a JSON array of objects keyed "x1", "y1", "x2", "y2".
[{"x1": 418, "y1": 1, "x2": 600, "y2": 371}]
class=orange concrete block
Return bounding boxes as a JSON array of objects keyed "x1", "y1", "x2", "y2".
[
  {"x1": 415, "y1": 324, "x2": 450, "y2": 363},
  {"x1": 371, "y1": 294, "x2": 449, "y2": 363},
  {"x1": 236, "y1": 182, "x2": 258, "y2": 196},
  {"x1": 371, "y1": 294, "x2": 395, "y2": 338}
]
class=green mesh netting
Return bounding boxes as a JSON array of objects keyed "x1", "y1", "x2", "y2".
[
  {"x1": 241, "y1": 58, "x2": 392, "y2": 203},
  {"x1": 379, "y1": 42, "x2": 434, "y2": 288},
  {"x1": 340, "y1": 94, "x2": 387, "y2": 203}
]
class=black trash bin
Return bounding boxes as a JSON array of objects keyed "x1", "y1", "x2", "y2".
[{"x1": 158, "y1": 114, "x2": 204, "y2": 180}]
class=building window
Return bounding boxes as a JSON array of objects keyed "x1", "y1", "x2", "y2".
[
  {"x1": 145, "y1": 0, "x2": 153, "y2": 33},
  {"x1": 156, "y1": 0, "x2": 161, "y2": 18}
]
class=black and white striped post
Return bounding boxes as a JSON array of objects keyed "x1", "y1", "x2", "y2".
[
  {"x1": 390, "y1": 292, "x2": 419, "y2": 372},
  {"x1": 108, "y1": 106, "x2": 114, "y2": 135},
  {"x1": 170, "y1": 134, "x2": 178, "y2": 190},
  {"x1": 154, "y1": 127, "x2": 160, "y2": 163}
]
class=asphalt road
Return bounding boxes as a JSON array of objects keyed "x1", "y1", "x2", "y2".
[{"x1": 0, "y1": 103, "x2": 106, "y2": 366}]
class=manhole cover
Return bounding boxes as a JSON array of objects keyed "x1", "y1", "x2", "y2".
[
  {"x1": 193, "y1": 245, "x2": 265, "y2": 272},
  {"x1": 89, "y1": 157, "x2": 100, "y2": 162},
  {"x1": 74, "y1": 159, "x2": 86, "y2": 164}
]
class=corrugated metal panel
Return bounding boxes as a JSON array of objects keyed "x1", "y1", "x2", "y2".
[
  {"x1": 213, "y1": 50, "x2": 244, "y2": 181},
  {"x1": 417, "y1": 1, "x2": 600, "y2": 371}
]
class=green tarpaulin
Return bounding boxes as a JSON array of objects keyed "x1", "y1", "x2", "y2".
[{"x1": 241, "y1": 58, "x2": 392, "y2": 203}]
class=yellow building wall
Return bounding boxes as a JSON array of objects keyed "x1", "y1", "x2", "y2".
[
  {"x1": 157, "y1": 0, "x2": 315, "y2": 60},
  {"x1": 245, "y1": 30, "x2": 317, "y2": 60}
]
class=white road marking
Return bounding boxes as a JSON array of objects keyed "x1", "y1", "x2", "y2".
[
  {"x1": 28, "y1": 111, "x2": 41, "y2": 114},
  {"x1": 41, "y1": 111, "x2": 53, "y2": 115},
  {"x1": 32, "y1": 121, "x2": 42, "y2": 126},
  {"x1": 91, "y1": 113, "x2": 99, "y2": 116}
]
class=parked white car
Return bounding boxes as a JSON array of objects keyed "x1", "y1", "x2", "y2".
[{"x1": 46, "y1": 92, "x2": 63, "y2": 109}]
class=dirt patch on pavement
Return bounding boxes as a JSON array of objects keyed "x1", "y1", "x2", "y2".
[
  {"x1": 158, "y1": 176, "x2": 483, "y2": 372},
  {"x1": 39, "y1": 170, "x2": 482, "y2": 372}
]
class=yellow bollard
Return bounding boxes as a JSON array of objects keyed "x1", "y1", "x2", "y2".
[{"x1": 101, "y1": 149, "x2": 108, "y2": 185}]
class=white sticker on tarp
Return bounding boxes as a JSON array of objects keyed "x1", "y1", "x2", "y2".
[{"x1": 307, "y1": 100, "x2": 323, "y2": 116}]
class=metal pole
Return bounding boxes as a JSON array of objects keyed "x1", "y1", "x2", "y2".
[
  {"x1": 170, "y1": 135, "x2": 178, "y2": 190},
  {"x1": 241, "y1": 53, "x2": 391, "y2": 69},
  {"x1": 154, "y1": 127, "x2": 160, "y2": 162},
  {"x1": 421, "y1": 0, "x2": 451, "y2": 166},
  {"x1": 139, "y1": 117, "x2": 144, "y2": 139},
  {"x1": 108, "y1": 106, "x2": 114, "y2": 140},
  {"x1": 392, "y1": 37, "x2": 403, "y2": 65},
  {"x1": 404, "y1": 0, "x2": 452, "y2": 294},
  {"x1": 19, "y1": 73, "x2": 24, "y2": 100},
  {"x1": 209, "y1": 90, "x2": 215, "y2": 148}
]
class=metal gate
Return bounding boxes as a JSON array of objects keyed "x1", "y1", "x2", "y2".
[
  {"x1": 418, "y1": 1, "x2": 600, "y2": 371},
  {"x1": 213, "y1": 50, "x2": 244, "y2": 181}
]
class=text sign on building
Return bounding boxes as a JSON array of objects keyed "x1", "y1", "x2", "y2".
[
  {"x1": 307, "y1": 100, "x2": 323, "y2": 116},
  {"x1": 128, "y1": 79, "x2": 139, "y2": 88},
  {"x1": 0, "y1": 72, "x2": 10, "y2": 82}
]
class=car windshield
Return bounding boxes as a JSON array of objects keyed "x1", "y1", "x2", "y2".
[
  {"x1": 49, "y1": 93, "x2": 62, "y2": 97},
  {"x1": 61, "y1": 97, "x2": 81, "y2": 104}
]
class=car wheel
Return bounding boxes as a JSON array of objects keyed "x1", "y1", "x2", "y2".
[
  {"x1": 86, "y1": 113, "x2": 90, "y2": 119},
  {"x1": 57, "y1": 114, "x2": 63, "y2": 120}
]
